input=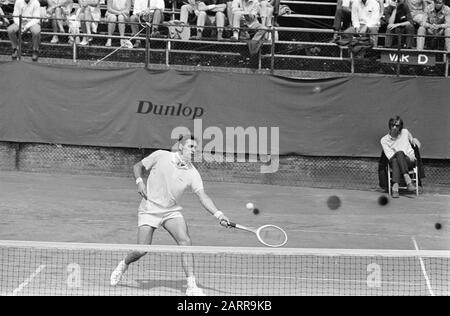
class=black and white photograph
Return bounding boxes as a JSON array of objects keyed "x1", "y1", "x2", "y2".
[{"x1": 0, "y1": 0, "x2": 449, "y2": 304}]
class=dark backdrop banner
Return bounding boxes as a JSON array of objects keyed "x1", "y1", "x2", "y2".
[{"x1": 0, "y1": 62, "x2": 449, "y2": 158}]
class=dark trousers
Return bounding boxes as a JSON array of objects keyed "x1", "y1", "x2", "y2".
[
  {"x1": 333, "y1": 0, "x2": 352, "y2": 31},
  {"x1": 389, "y1": 151, "x2": 416, "y2": 185},
  {"x1": 385, "y1": 24, "x2": 415, "y2": 48}
]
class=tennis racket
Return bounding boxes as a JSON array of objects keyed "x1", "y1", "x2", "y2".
[{"x1": 226, "y1": 221, "x2": 288, "y2": 247}]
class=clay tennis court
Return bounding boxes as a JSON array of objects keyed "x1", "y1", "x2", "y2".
[{"x1": 0, "y1": 170, "x2": 449, "y2": 295}]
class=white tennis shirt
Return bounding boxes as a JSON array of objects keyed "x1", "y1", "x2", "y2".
[
  {"x1": 380, "y1": 128, "x2": 416, "y2": 161},
  {"x1": 138, "y1": 150, "x2": 204, "y2": 214}
]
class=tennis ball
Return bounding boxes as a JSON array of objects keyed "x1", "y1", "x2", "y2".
[
  {"x1": 246, "y1": 202, "x2": 254, "y2": 210},
  {"x1": 313, "y1": 86, "x2": 322, "y2": 93},
  {"x1": 253, "y1": 208, "x2": 260, "y2": 215},
  {"x1": 378, "y1": 195, "x2": 389, "y2": 206},
  {"x1": 435, "y1": 223, "x2": 442, "y2": 230},
  {"x1": 327, "y1": 195, "x2": 341, "y2": 210}
]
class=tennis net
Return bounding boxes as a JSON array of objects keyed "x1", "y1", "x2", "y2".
[{"x1": 0, "y1": 240, "x2": 449, "y2": 296}]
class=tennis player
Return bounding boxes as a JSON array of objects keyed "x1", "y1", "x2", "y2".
[{"x1": 110, "y1": 135, "x2": 230, "y2": 296}]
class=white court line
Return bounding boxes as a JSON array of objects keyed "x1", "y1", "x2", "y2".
[
  {"x1": 140, "y1": 269, "x2": 420, "y2": 287},
  {"x1": 8, "y1": 265, "x2": 46, "y2": 296},
  {"x1": 412, "y1": 237, "x2": 435, "y2": 296}
]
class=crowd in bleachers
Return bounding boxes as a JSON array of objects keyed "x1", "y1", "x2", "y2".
[
  {"x1": 2, "y1": 0, "x2": 450, "y2": 62},
  {"x1": 332, "y1": 0, "x2": 450, "y2": 51},
  {"x1": 0, "y1": 0, "x2": 283, "y2": 60}
]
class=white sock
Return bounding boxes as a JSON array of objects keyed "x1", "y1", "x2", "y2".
[{"x1": 187, "y1": 276, "x2": 197, "y2": 288}]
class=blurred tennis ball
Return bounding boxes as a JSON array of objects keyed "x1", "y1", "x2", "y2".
[
  {"x1": 253, "y1": 208, "x2": 260, "y2": 215},
  {"x1": 327, "y1": 195, "x2": 341, "y2": 210},
  {"x1": 246, "y1": 202, "x2": 254, "y2": 210},
  {"x1": 435, "y1": 223, "x2": 442, "y2": 230},
  {"x1": 378, "y1": 195, "x2": 389, "y2": 206}
]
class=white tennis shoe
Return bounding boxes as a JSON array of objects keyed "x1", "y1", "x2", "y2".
[
  {"x1": 110, "y1": 260, "x2": 128, "y2": 286},
  {"x1": 186, "y1": 286, "x2": 206, "y2": 296}
]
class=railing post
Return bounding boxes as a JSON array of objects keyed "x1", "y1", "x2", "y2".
[
  {"x1": 145, "y1": 24, "x2": 150, "y2": 68},
  {"x1": 166, "y1": 40, "x2": 170, "y2": 66},
  {"x1": 72, "y1": 38, "x2": 77, "y2": 62},
  {"x1": 270, "y1": 27, "x2": 275, "y2": 74},
  {"x1": 350, "y1": 50, "x2": 354, "y2": 74},
  {"x1": 396, "y1": 33, "x2": 401, "y2": 77},
  {"x1": 18, "y1": 15, "x2": 22, "y2": 60}
]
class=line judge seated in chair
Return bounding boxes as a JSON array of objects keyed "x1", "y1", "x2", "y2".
[{"x1": 380, "y1": 116, "x2": 421, "y2": 198}]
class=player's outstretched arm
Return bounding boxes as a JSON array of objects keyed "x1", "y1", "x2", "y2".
[
  {"x1": 195, "y1": 189, "x2": 230, "y2": 226},
  {"x1": 133, "y1": 161, "x2": 148, "y2": 200}
]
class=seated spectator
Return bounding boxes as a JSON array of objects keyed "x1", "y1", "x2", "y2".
[
  {"x1": 406, "y1": 0, "x2": 432, "y2": 25},
  {"x1": 78, "y1": 0, "x2": 101, "y2": 46},
  {"x1": 381, "y1": 0, "x2": 415, "y2": 48},
  {"x1": 130, "y1": 0, "x2": 164, "y2": 48},
  {"x1": 231, "y1": 0, "x2": 265, "y2": 41},
  {"x1": 180, "y1": 0, "x2": 201, "y2": 32},
  {"x1": 416, "y1": 0, "x2": 450, "y2": 51},
  {"x1": 259, "y1": 0, "x2": 273, "y2": 28},
  {"x1": 0, "y1": 0, "x2": 10, "y2": 26},
  {"x1": 226, "y1": 0, "x2": 233, "y2": 26},
  {"x1": 332, "y1": 0, "x2": 353, "y2": 42},
  {"x1": 344, "y1": 0, "x2": 381, "y2": 47},
  {"x1": 193, "y1": 0, "x2": 227, "y2": 40},
  {"x1": 47, "y1": 0, "x2": 73, "y2": 44},
  {"x1": 105, "y1": 0, "x2": 132, "y2": 47},
  {"x1": 380, "y1": 116, "x2": 421, "y2": 198},
  {"x1": 67, "y1": 2, "x2": 81, "y2": 44},
  {"x1": 7, "y1": 0, "x2": 41, "y2": 61}
]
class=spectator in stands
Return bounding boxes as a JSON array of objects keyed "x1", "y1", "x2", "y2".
[
  {"x1": 7, "y1": 0, "x2": 41, "y2": 61},
  {"x1": 381, "y1": 0, "x2": 415, "y2": 48},
  {"x1": 231, "y1": 0, "x2": 265, "y2": 41},
  {"x1": 226, "y1": 0, "x2": 233, "y2": 26},
  {"x1": 67, "y1": 2, "x2": 82, "y2": 44},
  {"x1": 416, "y1": 0, "x2": 450, "y2": 51},
  {"x1": 105, "y1": 0, "x2": 132, "y2": 47},
  {"x1": 406, "y1": 0, "x2": 432, "y2": 25},
  {"x1": 380, "y1": 116, "x2": 421, "y2": 198},
  {"x1": 79, "y1": 0, "x2": 101, "y2": 46},
  {"x1": 180, "y1": 0, "x2": 201, "y2": 30},
  {"x1": 130, "y1": 0, "x2": 164, "y2": 48},
  {"x1": 259, "y1": 0, "x2": 274, "y2": 28},
  {"x1": 0, "y1": 0, "x2": 10, "y2": 26},
  {"x1": 193, "y1": 0, "x2": 227, "y2": 40},
  {"x1": 47, "y1": 0, "x2": 73, "y2": 44},
  {"x1": 332, "y1": 0, "x2": 353, "y2": 42},
  {"x1": 344, "y1": 0, "x2": 381, "y2": 47}
]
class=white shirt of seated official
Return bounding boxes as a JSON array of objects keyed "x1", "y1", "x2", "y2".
[{"x1": 380, "y1": 128, "x2": 416, "y2": 161}]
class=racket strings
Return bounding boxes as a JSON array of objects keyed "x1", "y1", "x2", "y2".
[{"x1": 258, "y1": 226, "x2": 287, "y2": 247}]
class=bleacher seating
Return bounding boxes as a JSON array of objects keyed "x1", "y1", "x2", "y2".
[{"x1": 0, "y1": 0, "x2": 449, "y2": 77}]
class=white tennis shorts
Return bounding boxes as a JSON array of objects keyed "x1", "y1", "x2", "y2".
[{"x1": 138, "y1": 211, "x2": 183, "y2": 228}]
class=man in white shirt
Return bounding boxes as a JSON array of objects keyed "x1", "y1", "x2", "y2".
[
  {"x1": 380, "y1": 116, "x2": 421, "y2": 197},
  {"x1": 110, "y1": 135, "x2": 230, "y2": 296},
  {"x1": 7, "y1": 0, "x2": 41, "y2": 61},
  {"x1": 344, "y1": 0, "x2": 381, "y2": 47},
  {"x1": 129, "y1": 0, "x2": 164, "y2": 48}
]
